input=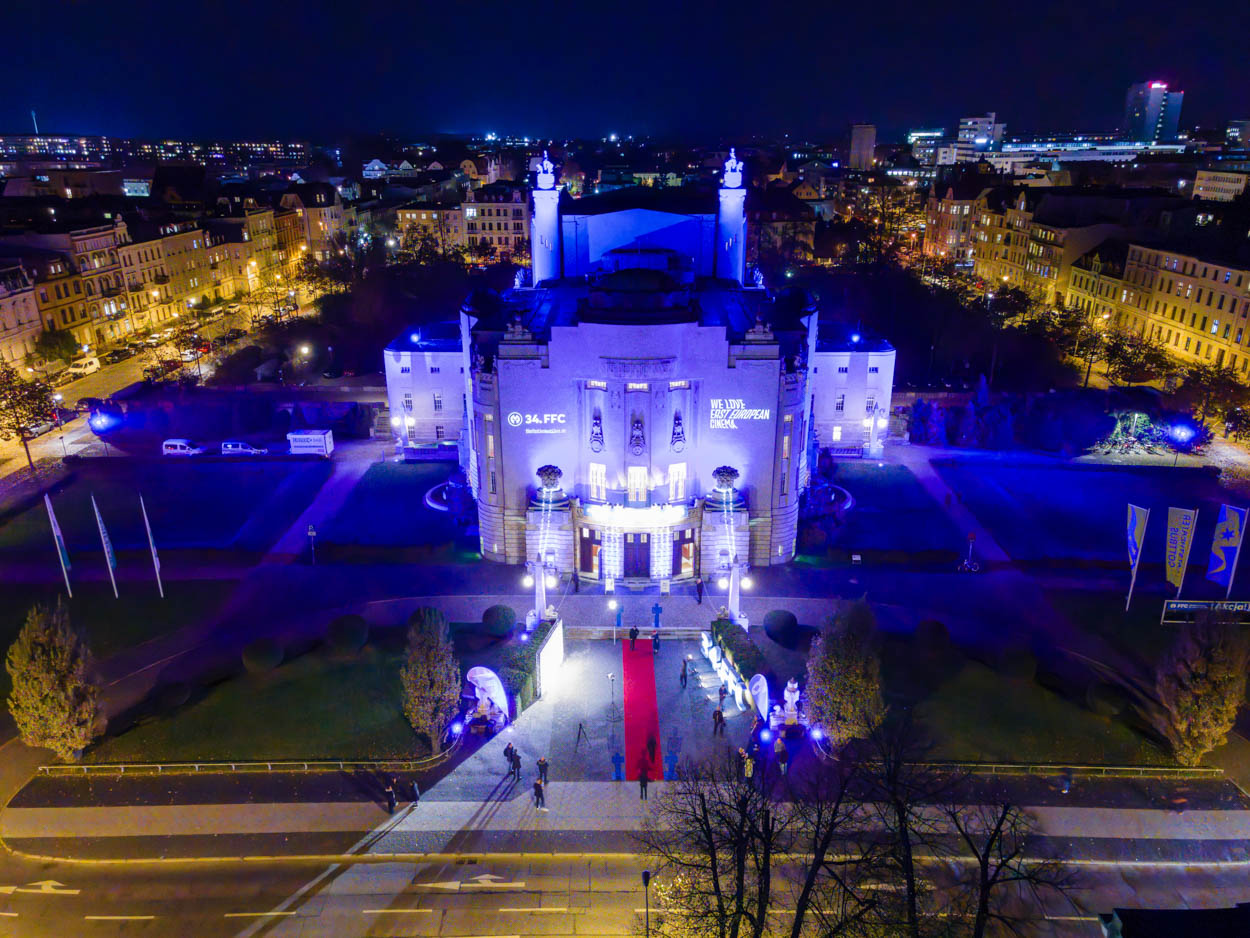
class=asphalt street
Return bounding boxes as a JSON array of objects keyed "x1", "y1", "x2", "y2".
[{"x1": 3, "y1": 850, "x2": 1250, "y2": 936}]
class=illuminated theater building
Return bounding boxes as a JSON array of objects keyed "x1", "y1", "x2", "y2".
[{"x1": 389, "y1": 151, "x2": 893, "y2": 583}]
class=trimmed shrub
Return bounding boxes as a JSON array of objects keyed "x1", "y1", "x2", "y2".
[
  {"x1": 712, "y1": 618, "x2": 768, "y2": 681},
  {"x1": 482, "y1": 604, "x2": 517, "y2": 637},
  {"x1": 763, "y1": 609, "x2": 801, "y2": 648},
  {"x1": 1087, "y1": 681, "x2": 1129, "y2": 718},
  {"x1": 242, "y1": 638, "x2": 283, "y2": 674},
  {"x1": 327, "y1": 614, "x2": 369, "y2": 655},
  {"x1": 500, "y1": 666, "x2": 535, "y2": 715},
  {"x1": 998, "y1": 646, "x2": 1036, "y2": 682}
]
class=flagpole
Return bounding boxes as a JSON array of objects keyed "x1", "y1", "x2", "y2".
[
  {"x1": 92, "y1": 495, "x2": 118, "y2": 599},
  {"x1": 1126, "y1": 507, "x2": 1148, "y2": 611},
  {"x1": 1177, "y1": 508, "x2": 1198, "y2": 599},
  {"x1": 140, "y1": 495, "x2": 163, "y2": 598},
  {"x1": 44, "y1": 494, "x2": 72, "y2": 599}
]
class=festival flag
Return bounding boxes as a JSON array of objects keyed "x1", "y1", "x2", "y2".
[
  {"x1": 91, "y1": 494, "x2": 119, "y2": 599},
  {"x1": 1164, "y1": 506, "x2": 1198, "y2": 596},
  {"x1": 44, "y1": 494, "x2": 72, "y2": 598},
  {"x1": 1125, "y1": 504, "x2": 1149, "y2": 610},
  {"x1": 139, "y1": 494, "x2": 164, "y2": 598},
  {"x1": 1206, "y1": 504, "x2": 1247, "y2": 598}
]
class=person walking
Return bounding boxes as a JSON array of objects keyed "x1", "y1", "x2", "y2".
[
  {"x1": 639, "y1": 765, "x2": 649, "y2": 800},
  {"x1": 503, "y1": 742, "x2": 515, "y2": 776},
  {"x1": 679, "y1": 659, "x2": 688, "y2": 689},
  {"x1": 410, "y1": 778, "x2": 421, "y2": 805},
  {"x1": 512, "y1": 748, "x2": 523, "y2": 782},
  {"x1": 533, "y1": 777, "x2": 546, "y2": 809},
  {"x1": 744, "y1": 754, "x2": 755, "y2": 783},
  {"x1": 628, "y1": 625, "x2": 639, "y2": 651},
  {"x1": 712, "y1": 707, "x2": 725, "y2": 735},
  {"x1": 718, "y1": 682, "x2": 728, "y2": 708},
  {"x1": 537, "y1": 756, "x2": 549, "y2": 784},
  {"x1": 572, "y1": 568, "x2": 580, "y2": 593},
  {"x1": 778, "y1": 745, "x2": 789, "y2": 776},
  {"x1": 695, "y1": 575, "x2": 704, "y2": 604},
  {"x1": 384, "y1": 778, "x2": 396, "y2": 814},
  {"x1": 652, "y1": 630, "x2": 660, "y2": 656}
]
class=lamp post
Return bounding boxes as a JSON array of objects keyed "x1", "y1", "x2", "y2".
[
  {"x1": 641, "y1": 869, "x2": 651, "y2": 938},
  {"x1": 523, "y1": 548, "x2": 557, "y2": 623},
  {"x1": 608, "y1": 598, "x2": 620, "y2": 643},
  {"x1": 51, "y1": 393, "x2": 67, "y2": 458},
  {"x1": 717, "y1": 549, "x2": 751, "y2": 627}
]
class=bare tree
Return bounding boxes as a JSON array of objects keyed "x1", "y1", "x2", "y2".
[
  {"x1": 942, "y1": 802, "x2": 1077, "y2": 938},
  {"x1": 636, "y1": 754, "x2": 791, "y2": 938}
]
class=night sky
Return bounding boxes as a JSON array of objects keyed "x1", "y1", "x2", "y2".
[{"x1": 7, "y1": 0, "x2": 1249, "y2": 142}]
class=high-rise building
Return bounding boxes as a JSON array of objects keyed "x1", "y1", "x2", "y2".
[
  {"x1": 1122, "y1": 81, "x2": 1183, "y2": 142},
  {"x1": 907, "y1": 128, "x2": 945, "y2": 165},
  {"x1": 849, "y1": 124, "x2": 877, "y2": 170},
  {"x1": 954, "y1": 113, "x2": 1005, "y2": 162},
  {"x1": 1226, "y1": 120, "x2": 1250, "y2": 147}
]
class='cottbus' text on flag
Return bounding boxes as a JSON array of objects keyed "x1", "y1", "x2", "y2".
[
  {"x1": 91, "y1": 494, "x2": 119, "y2": 599},
  {"x1": 1206, "y1": 504, "x2": 1248, "y2": 592},
  {"x1": 1165, "y1": 507, "x2": 1198, "y2": 591},
  {"x1": 1126, "y1": 504, "x2": 1148, "y2": 571}
]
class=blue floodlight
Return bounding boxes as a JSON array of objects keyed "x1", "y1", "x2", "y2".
[
  {"x1": 850, "y1": 332, "x2": 861, "y2": 343},
  {"x1": 409, "y1": 331, "x2": 420, "y2": 344},
  {"x1": 1169, "y1": 424, "x2": 1195, "y2": 444},
  {"x1": 450, "y1": 721, "x2": 463, "y2": 736},
  {"x1": 760, "y1": 729, "x2": 773, "y2": 742},
  {"x1": 810, "y1": 727, "x2": 824, "y2": 741}
]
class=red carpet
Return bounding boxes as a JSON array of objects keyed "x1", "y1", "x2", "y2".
[{"x1": 621, "y1": 641, "x2": 662, "y2": 781}]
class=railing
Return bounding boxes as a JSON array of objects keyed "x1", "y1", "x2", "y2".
[{"x1": 38, "y1": 744, "x2": 459, "y2": 778}]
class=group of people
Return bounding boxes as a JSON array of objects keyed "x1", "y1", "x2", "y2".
[
  {"x1": 627, "y1": 626, "x2": 662, "y2": 655},
  {"x1": 504, "y1": 741, "x2": 551, "y2": 810},
  {"x1": 381, "y1": 775, "x2": 421, "y2": 814}
]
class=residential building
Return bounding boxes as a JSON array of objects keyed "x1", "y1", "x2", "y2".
[
  {"x1": 0, "y1": 263, "x2": 40, "y2": 364},
  {"x1": 1122, "y1": 81, "x2": 1183, "y2": 143},
  {"x1": 907, "y1": 129, "x2": 945, "y2": 166},
  {"x1": 954, "y1": 113, "x2": 1005, "y2": 162},
  {"x1": 849, "y1": 124, "x2": 877, "y2": 170},
  {"x1": 279, "y1": 183, "x2": 346, "y2": 260},
  {"x1": 464, "y1": 182, "x2": 529, "y2": 257},
  {"x1": 923, "y1": 179, "x2": 984, "y2": 264},
  {"x1": 396, "y1": 202, "x2": 466, "y2": 254},
  {"x1": 1192, "y1": 170, "x2": 1249, "y2": 202},
  {"x1": 382, "y1": 323, "x2": 468, "y2": 451},
  {"x1": 116, "y1": 224, "x2": 171, "y2": 333},
  {"x1": 1226, "y1": 120, "x2": 1250, "y2": 147}
]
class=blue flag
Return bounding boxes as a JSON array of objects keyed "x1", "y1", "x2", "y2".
[
  {"x1": 91, "y1": 494, "x2": 119, "y2": 599},
  {"x1": 1126, "y1": 504, "x2": 1148, "y2": 571},
  {"x1": 1206, "y1": 504, "x2": 1247, "y2": 591}
]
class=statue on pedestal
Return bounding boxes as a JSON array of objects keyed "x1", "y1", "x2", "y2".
[
  {"x1": 536, "y1": 150, "x2": 556, "y2": 190},
  {"x1": 722, "y1": 147, "x2": 744, "y2": 189},
  {"x1": 783, "y1": 677, "x2": 801, "y2": 720}
]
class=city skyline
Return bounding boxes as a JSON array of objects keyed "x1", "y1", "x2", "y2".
[{"x1": 6, "y1": 0, "x2": 1250, "y2": 142}]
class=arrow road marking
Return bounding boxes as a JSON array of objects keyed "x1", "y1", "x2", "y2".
[
  {"x1": 413, "y1": 879, "x2": 463, "y2": 891},
  {"x1": 412, "y1": 873, "x2": 529, "y2": 892},
  {"x1": 0, "y1": 880, "x2": 80, "y2": 896}
]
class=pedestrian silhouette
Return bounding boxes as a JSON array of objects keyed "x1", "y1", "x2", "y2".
[
  {"x1": 533, "y1": 778, "x2": 546, "y2": 809},
  {"x1": 572, "y1": 569, "x2": 580, "y2": 593},
  {"x1": 639, "y1": 766, "x2": 649, "y2": 800},
  {"x1": 652, "y1": 630, "x2": 660, "y2": 656},
  {"x1": 503, "y1": 742, "x2": 515, "y2": 776},
  {"x1": 629, "y1": 626, "x2": 639, "y2": 650},
  {"x1": 384, "y1": 779, "x2": 396, "y2": 814},
  {"x1": 511, "y1": 748, "x2": 523, "y2": 781},
  {"x1": 712, "y1": 708, "x2": 725, "y2": 735},
  {"x1": 410, "y1": 779, "x2": 421, "y2": 804},
  {"x1": 680, "y1": 659, "x2": 688, "y2": 689},
  {"x1": 695, "y1": 576, "x2": 704, "y2": 604},
  {"x1": 537, "y1": 756, "x2": 549, "y2": 784},
  {"x1": 647, "y1": 735, "x2": 657, "y2": 764},
  {"x1": 718, "y1": 682, "x2": 728, "y2": 707},
  {"x1": 611, "y1": 751, "x2": 625, "y2": 780}
]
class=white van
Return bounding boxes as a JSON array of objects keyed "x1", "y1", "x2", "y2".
[
  {"x1": 162, "y1": 438, "x2": 205, "y2": 456},
  {"x1": 287, "y1": 429, "x2": 334, "y2": 457},
  {"x1": 221, "y1": 441, "x2": 268, "y2": 456},
  {"x1": 66, "y1": 356, "x2": 101, "y2": 378}
]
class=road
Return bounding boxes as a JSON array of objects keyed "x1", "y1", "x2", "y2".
[{"x1": 2, "y1": 849, "x2": 1248, "y2": 936}]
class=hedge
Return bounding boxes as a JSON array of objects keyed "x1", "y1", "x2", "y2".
[
  {"x1": 711, "y1": 617, "x2": 768, "y2": 683},
  {"x1": 482, "y1": 604, "x2": 517, "y2": 637},
  {"x1": 500, "y1": 666, "x2": 535, "y2": 715},
  {"x1": 496, "y1": 617, "x2": 558, "y2": 715},
  {"x1": 762, "y1": 609, "x2": 801, "y2": 648}
]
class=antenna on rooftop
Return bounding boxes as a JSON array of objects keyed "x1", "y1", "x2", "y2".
[{"x1": 31, "y1": 110, "x2": 39, "y2": 134}]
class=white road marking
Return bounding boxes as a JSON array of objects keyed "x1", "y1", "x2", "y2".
[
  {"x1": 363, "y1": 908, "x2": 435, "y2": 914},
  {"x1": 223, "y1": 910, "x2": 298, "y2": 918},
  {"x1": 0, "y1": 912, "x2": 16, "y2": 917},
  {"x1": 84, "y1": 915, "x2": 156, "y2": 921},
  {"x1": 499, "y1": 907, "x2": 568, "y2": 913}
]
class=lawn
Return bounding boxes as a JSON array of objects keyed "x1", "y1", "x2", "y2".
[
  {"x1": 914, "y1": 660, "x2": 1170, "y2": 766},
  {"x1": 797, "y1": 462, "x2": 962, "y2": 566},
  {"x1": 318, "y1": 461, "x2": 479, "y2": 561},
  {"x1": 0, "y1": 458, "x2": 332, "y2": 559},
  {"x1": 932, "y1": 458, "x2": 1241, "y2": 576},
  {"x1": 1, "y1": 578, "x2": 239, "y2": 701},
  {"x1": 87, "y1": 644, "x2": 424, "y2": 763}
]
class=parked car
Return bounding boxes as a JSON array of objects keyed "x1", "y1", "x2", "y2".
[
  {"x1": 21, "y1": 419, "x2": 54, "y2": 440},
  {"x1": 66, "y1": 356, "x2": 101, "y2": 378},
  {"x1": 161, "y1": 439, "x2": 204, "y2": 456},
  {"x1": 223, "y1": 327, "x2": 248, "y2": 341},
  {"x1": 143, "y1": 335, "x2": 163, "y2": 348},
  {"x1": 180, "y1": 348, "x2": 202, "y2": 362},
  {"x1": 75, "y1": 396, "x2": 105, "y2": 413},
  {"x1": 126, "y1": 340, "x2": 147, "y2": 353},
  {"x1": 226, "y1": 303, "x2": 241, "y2": 313},
  {"x1": 221, "y1": 441, "x2": 268, "y2": 456},
  {"x1": 103, "y1": 348, "x2": 134, "y2": 364},
  {"x1": 211, "y1": 335, "x2": 231, "y2": 349}
]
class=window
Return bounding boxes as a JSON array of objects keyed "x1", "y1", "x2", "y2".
[
  {"x1": 589, "y1": 462, "x2": 607, "y2": 500},
  {"x1": 627, "y1": 466, "x2": 648, "y2": 503},
  {"x1": 435, "y1": 426, "x2": 445, "y2": 440},
  {"x1": 668, "y1": 380, "x2": 689, "y2": 390},
  {"x1": 780, "y1": 458, "x2": 790, "y2": 497},
  {"x1": 486, "y1": 431, "x2": 494, "y2": 459},
  {"x1": 432, "y1": 392, "x2": 443, "y2": 412},
  {"x1": 586, "y1": 379, "x2": 607, "y2": 389},
  {"x1": 626, "y1": 382, "x2": 649, "y2": 391},
  {"x1": 489, "y1": 467, "x2": 497, "y2": 495},
  {"x1": 835, "y1": 394, "x2": 845, "y2": 413},
  {"x1": 402, "y1": 392, "x2": 413, "y2": 412},
  {"x1": 400, "y1": 365, "x2": 410, "y2": 374},
  {"x1": 782, "y1": 414, "x2": 792, "y2": 459},
  {"x1": 837, "y1": 366, "x2": 849, "y2": 374},
  {"x1": 668, "y1": 462, "x2": 687, "y2": 501},
  {"x1": 868, "y1": 366, "x2": 879, "y2": 374},
  {"x1": 1212, "y1": 320, "x2": 1220, "y2": 335},
  {"x1": 430, "y1": 365, "x2": 440, "y2": 374},
  {"x1": 832, "y1": 425, "x2": 843, "y2": 441},
  {"x1": 865, "y1": 396, "x2": 876, "y2": 415}
]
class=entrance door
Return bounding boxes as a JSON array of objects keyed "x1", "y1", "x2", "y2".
[
  {"x1": 671, "y1": 527, "x2": 696, "y2": 577},
  {"x1": 579, "y1": 526, "x2": 602, "y2": 576},
  {"x1": 624, "y1": 532, "x2": 650, "y2": 578}
]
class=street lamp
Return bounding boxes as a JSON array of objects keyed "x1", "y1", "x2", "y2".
[
  {"x1": 641, "y1": 870, "x2": 651, "y2": 938},
  {"x1": 608, "y1": 598, "x2": 621, "y2": 642},
  {"x1": 716, "y1": 548, "x2": 749, "y2": 628},
  {"x1": 524, "y1": 548, "x2": 558, "y2": 624},
  {"x1": 50, "y1": 393, "x2": 67, "y2": 458}
]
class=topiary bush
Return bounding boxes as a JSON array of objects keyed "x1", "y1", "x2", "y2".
[
  {"x1": 242, "y1": 638, "x2": 284, "y2": 674},
  {"x1": 763, "y1": 609, "x2": 802, "y2": 648},
  {"x1": 326, "y1": 614, "x2": 369, "y2": 655},
  {"x1": 482, "y1": 604, "x2": 517, "y2": 638},
  {"x1": 712, "y1": 618, "x2": 768, "y2": 681}
]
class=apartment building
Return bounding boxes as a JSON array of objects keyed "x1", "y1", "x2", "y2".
[
  {"x1": 923, "y1": 180, "x2": 983, "y2": 263},
  {"x1": 1192, "y1": 170, "x2": 1249, "y2": 203},
  {"x1": 116, "y1": 224, "x2": 171, "y2": 333},
  {"x1": 0, "y1": 263, "x2": 40, "y2": 364},
  {"x1": 396, "y1": 202, "x2": 465, "y2": 254},
  {"x1": 279, "y1": 183, "x2": 345, "y2": 260},
  {"x1": 463, "y1": 182, "x2": 529, "y2": 256}
]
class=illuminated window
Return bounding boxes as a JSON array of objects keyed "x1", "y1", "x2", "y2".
[
  {"x1": 835, "y1": 394, "x2": 845, "y2": 413},
  {"x1": 832, "y1": 425, "x2": 842, "y2": 441},
  {"x1": 589, "y1": 462, "x2": 607, "y2": 500},
  {"x1": 486, "y1": 430, "x2": 495, "y2": 459},
  {"x1": 586, "y1": 379, "x2": 607, "y2": 389},
  {"x1": 627, "y1": 382, "x2": 649, "y2": 391},
  {"x1": 668, "y1": 462, "x2": 687, "y2": 501},
  {"x1": 627, "y1": 466, "x2": 648, "y2": 502},
  {"x1": 668, "y1": 380, "x2": 689, "y2": 390},
  {"x1": 433, "y1": 391, "x2": 443, "y2": 412},
  {"x1": 403, "y1": 393, "x2": 413, "y2": 412}
]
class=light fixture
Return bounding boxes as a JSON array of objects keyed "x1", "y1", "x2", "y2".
[
  {"x1": 717, "y1": 576, "x2": 729, "y2": 589},
  {"x1": 522, "y1": 574, "x2": 534, "y2": 588},
  {"x1": 545, "y1": 574, "x2": 557, "y2": 589},
  {"x1": 608, "y1": 599, "x2": 618, "y2": 610},
  {"x1": 741, "y1": 576, "x2": 753, "y2": 590}
]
